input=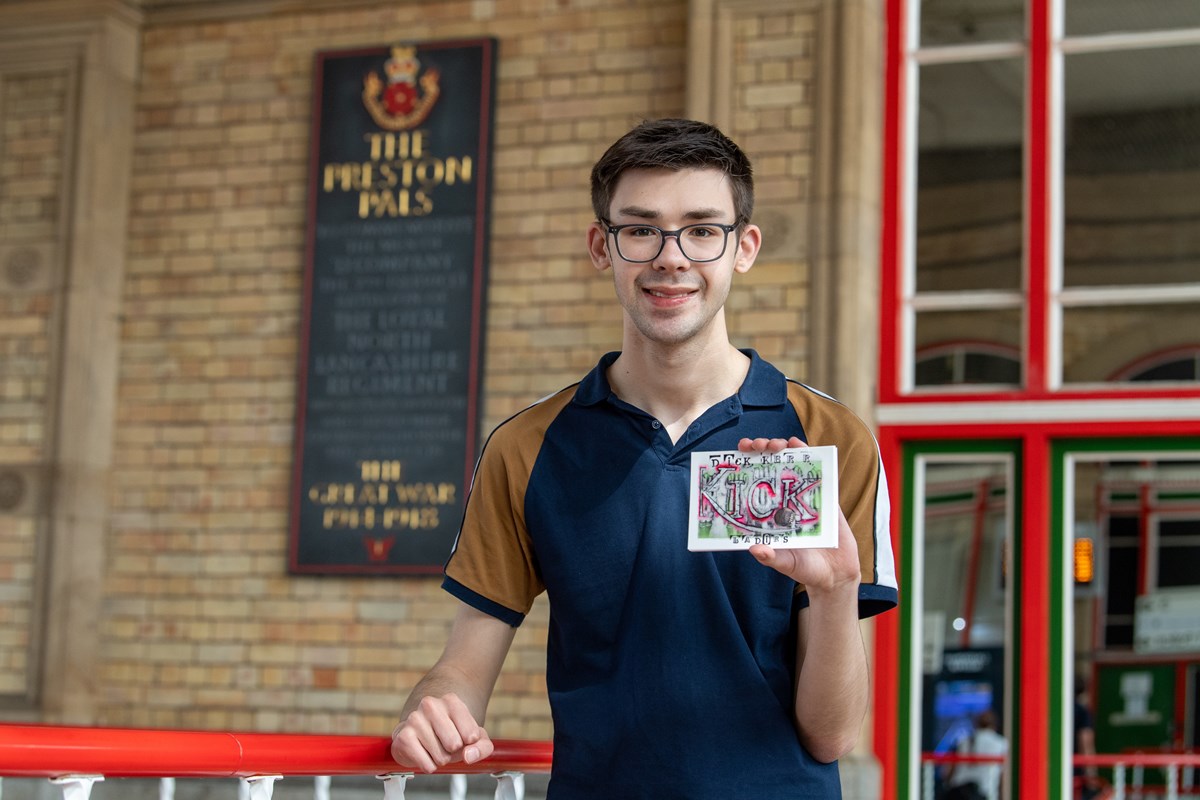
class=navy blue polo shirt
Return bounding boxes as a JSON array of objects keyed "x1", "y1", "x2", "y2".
[{"x1": 444, "y1": 351, "x2": 897, "y2": 798}]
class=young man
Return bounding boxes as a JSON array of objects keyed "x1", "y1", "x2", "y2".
[{"x1": 391, "y1": 118, "x2": 898, "y2": 797}]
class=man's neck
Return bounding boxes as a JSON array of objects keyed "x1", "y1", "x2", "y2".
[{"x1": 606, "y1": 338, "x2": 750, "y2": 443}]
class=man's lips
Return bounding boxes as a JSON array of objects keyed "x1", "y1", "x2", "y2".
[{"x1": 641, "y1": 286, "x2": 698, "y2": 299}]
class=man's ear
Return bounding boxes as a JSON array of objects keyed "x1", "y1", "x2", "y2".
[
  {"x1": 586, "y1": 222, "x2": 611, "y2": 272},
  {"x1": 733, "y1": 223, "x2": 762, "y2": 274}
]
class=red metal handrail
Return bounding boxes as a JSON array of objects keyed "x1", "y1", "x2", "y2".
[
  {"x1": 0, "y1": 724, "x2": 553, "y2": 779},
  {"x1": 916, "y1": 753, "x2": 1200, "y2": 767},
  {"x1": 921, "y1": 752, "x2": 1005, "y2": 765},
  {"x1": 921, "y1": 751, "x2": 1200, "y2": 768},
  {"x1": 1074, "y1": 753, "x2": 1200, "y2": 768}
]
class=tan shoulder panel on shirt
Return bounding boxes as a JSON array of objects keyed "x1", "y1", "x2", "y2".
[
  {"x1": 444, "y1": 387, "x2": 577, "y2": 619},
  {"x1": 785, "y1": 382, "x2": 883, "y2": 589}
]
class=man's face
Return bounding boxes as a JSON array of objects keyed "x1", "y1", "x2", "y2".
[{"x1": 588, "y1": 167, "x2": 760, "y2": 348}]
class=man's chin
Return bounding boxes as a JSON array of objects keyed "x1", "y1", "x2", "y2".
[{"x1": 630, "y1": 317, "x2": 707, "y2": 347}]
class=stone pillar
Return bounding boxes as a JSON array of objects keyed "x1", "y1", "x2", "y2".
[
  {"x1": 808, "y1": 0, "x2": 883, "y2": 425},
  {"x1": 0, "y1": 0, "x2": 140, "y2": 723}
]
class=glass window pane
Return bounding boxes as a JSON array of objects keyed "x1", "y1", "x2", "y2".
[
  {"x1": 1066, "y1": 0, "x2": 1200, "y2": 37},
  {"x1": 919, "y1": 458, "x2": 1011, "y2": 800},
  {"x1": 1124, "y1": 352, "x2": 1200, "y2": 382},
  {"x1": 1155, "y1": 515, "x2": 1200, "y2": 588},
  {"x1": 917, "y1": 60, "x2": 1024, "y2": 293},
  {"x1": 1067, "y1": 451, "x2": 1200, "y2": 788},
  {"x1": 1063, "y1": 47, "x2": 1200, "y2": 288},
  {"x1": 1061, "y1": 303, "x2": 1200, "y2": 384},
  {"x1": 920, "y1": 0, "x2": 1025, "y2": 47},
  {"x1": 915, "y1": 308, "x2": 1022, "y2": 387}
]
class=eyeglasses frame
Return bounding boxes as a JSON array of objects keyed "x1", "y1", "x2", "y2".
[{"x1": 600, "y1": 219, "x2": 741, "y2": 264}]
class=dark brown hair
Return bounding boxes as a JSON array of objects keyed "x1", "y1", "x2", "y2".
[{"x1": 590, "y1": 118, "x2": 755, "y2": 226}]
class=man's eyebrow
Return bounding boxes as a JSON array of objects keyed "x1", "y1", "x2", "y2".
[
  {"x1": 615, "y1": 205, "x2": 658, "y2": 219},
  {"x1": 614, "y1": 206, "x2": 730, "y2": 220}
]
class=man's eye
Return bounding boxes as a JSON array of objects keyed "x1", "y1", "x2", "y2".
[
  {"x1": 628, "y1": 227, "x2": 658, "y2": 238},
  {"x1": 687, "y1": 226, "x2": 720, "y2": 238}
]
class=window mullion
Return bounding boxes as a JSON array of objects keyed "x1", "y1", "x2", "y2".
[{"x1": 1027, "y1": 0, "x2": 1056, "y2": 396}]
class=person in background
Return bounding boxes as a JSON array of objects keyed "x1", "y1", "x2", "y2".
[
  {"x1": 1075, "y1": 676, "x2": 1103, "y2": 800},
  {"x1": 941, "y1": 709, "x2": 1007, "y2": 800}
]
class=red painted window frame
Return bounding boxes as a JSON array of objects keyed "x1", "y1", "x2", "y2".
[
  {"x1": 877, "y1": 0, "x2": 1200, "y2": 407},
  {"x1": 874, "y1": 1, "x2": 1200, "y2": 799}
]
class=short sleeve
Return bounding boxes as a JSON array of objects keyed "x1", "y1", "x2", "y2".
[
  {"x1": 442, "y1": 388, "x2": 574, "y2": 625},
  {"x1": 787, "y1": 382, "x2": 899, "y2": 618}
]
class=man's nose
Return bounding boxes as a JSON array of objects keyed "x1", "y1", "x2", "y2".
[{"x1": 653, "y1": 233, "x2": 691, "y2": 269}]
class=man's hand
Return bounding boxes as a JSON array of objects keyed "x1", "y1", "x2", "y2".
[
  {"x1": 390, "y1": 692, "x2": 494, "y2": 774},
  {"x1": 738, "y1": 436, "x2": 869, "y2": 762},
  {"x1": 737, "y1": 436, "x2": 861, "y2": 595},
  {"x1": 389, "y1": 605, "x2": 516, "y2": 773}
]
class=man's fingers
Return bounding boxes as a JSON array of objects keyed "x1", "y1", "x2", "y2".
[
  {"x1": 442, "y1": 693, "x2": 485, "y2": 748},
  {"x1": 445, "y1": 696, "x2": 493, "y2": 764},
  {"x1": 751, "y1": 544, "x2": 797, "y2": 576},
  {"x1": 422, "y1": 695, "x2": 468, "y2": 762},
  {"x1": 442, "y1": 724, "x2": 493, "y2": 766},
  {"x1": 391, "y1": 721, "x2": 441, "y2": 773},
  {"x1": 392, "y1": 694, "x2": 489, "y2": 774},
  {"x1": 738, "y1": 437, "x2": 768, "y2": 452},
  {"x1": 738, "y1": 436, "x2": 807, "y2": 453},
  {"x1": 464, "y1": 731, "x2": 495, "y2": 764}
]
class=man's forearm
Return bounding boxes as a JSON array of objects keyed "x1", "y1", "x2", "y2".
[
  {"x1": 793, "y1": 583, "x2": 869, "y2": 763},
  {"x1": 391, "y1": 605, "x2": 517, "y2": 773}
]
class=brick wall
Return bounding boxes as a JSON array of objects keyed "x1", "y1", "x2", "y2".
[
  {"x1": 0, "y1": 0, "x2": 834, "y2": 739},
  {"x1": 105, "y1": 0, "x2": 695, "y2": 738},
  {"x1": 722, "y1": 4, "x2": 820, "y2": 381}
]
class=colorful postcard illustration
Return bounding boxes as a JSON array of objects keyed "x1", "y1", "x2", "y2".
[{"x1": 688, "y1": 446, "x2": 839, "y2": 551}]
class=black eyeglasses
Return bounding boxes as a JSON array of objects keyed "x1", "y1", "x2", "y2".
[{"x1": 602, "y1": 220, "x2": 739, "y2": 263}]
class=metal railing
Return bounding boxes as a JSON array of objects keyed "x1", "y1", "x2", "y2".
[
  {"x1": 921, "y1": 751, "x2": 1200, "y2": 800},
  {"x1": 0, "y1": 724, "x2": 553, "y2": 800}
]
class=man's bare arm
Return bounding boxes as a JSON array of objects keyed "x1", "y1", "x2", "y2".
[
  {"x1": 740, "y1": 436, "x2": 868, "y2": 763},
  {"x1": 391, "y1": 602, "x2": 518, "y2": 773},
  {"x1": 791, "y1": 560, "x2": 869, "y2": 763}
]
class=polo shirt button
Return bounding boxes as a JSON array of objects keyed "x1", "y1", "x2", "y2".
[{"x1": 651, "y1": 420, "x2": 661, "y2": 429}]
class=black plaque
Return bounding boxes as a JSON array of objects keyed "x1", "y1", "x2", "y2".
[{"x1": 290, "y1": 39, "x2": 496, "y2": 574}]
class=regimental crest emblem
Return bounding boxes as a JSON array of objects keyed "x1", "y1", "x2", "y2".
[{"x1": 363, "y1": 45, "x2": 441, "y2": 131}]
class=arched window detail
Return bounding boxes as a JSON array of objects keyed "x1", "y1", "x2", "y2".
[
  {"x1": 915, "y1": 341, "x2": 1021, "y2": 387},
  {"x1": 1110, "y1": 346, "x2": 1200, "y2": 383}
]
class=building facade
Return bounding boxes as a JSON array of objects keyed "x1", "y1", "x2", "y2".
[
  {"x1": 0, "y1": 0, "x2": 886, "y2": 790},
  {"x1": 0, "y1": 0, "x2": 1197, "y2": 798}
]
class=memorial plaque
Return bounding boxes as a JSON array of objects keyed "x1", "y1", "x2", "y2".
[{"x1": 289, "y1": 39, "x2": 496, "y2": 574}]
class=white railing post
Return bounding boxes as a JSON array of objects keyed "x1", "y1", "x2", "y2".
[
  {"x1": 159, "y1": 777, "x2": 175, "y2": 800},
  {"x1": 492, "y1": 771, "x2": 524, "y2": 800},
  {"x1": 1114, "y1": 763, "x2": 1126, "y2": 800},
  {"x1": 451, "y1": 774, "x2": 468, "y2": 800},
  {"x1": 314, "y1": 775, "x2": 331, "y2": 800},
  {"x1": 50, "y1": 776, "x2": 104, "y2": 800},
  {"x1": 1167, "y1": 763, "x2": 1178, "y2": 800},
  {"x1": 377, "y1": 772, "x2": 414, "y2": 800},
  {"x1": 240, "y1": 775, "x2": 282, "y2": 800},
  {"x1": 922, "y1": 762, "x2": 935, "y2": 800}
]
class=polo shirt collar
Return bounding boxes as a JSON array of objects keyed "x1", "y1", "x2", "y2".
[{"x1": 573, "y1": 349, "x2": 786, "y2": 408}]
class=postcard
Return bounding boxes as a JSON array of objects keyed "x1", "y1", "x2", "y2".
[{"x1": 687, "y1": 446, "x2": 839, "y2": 551}]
